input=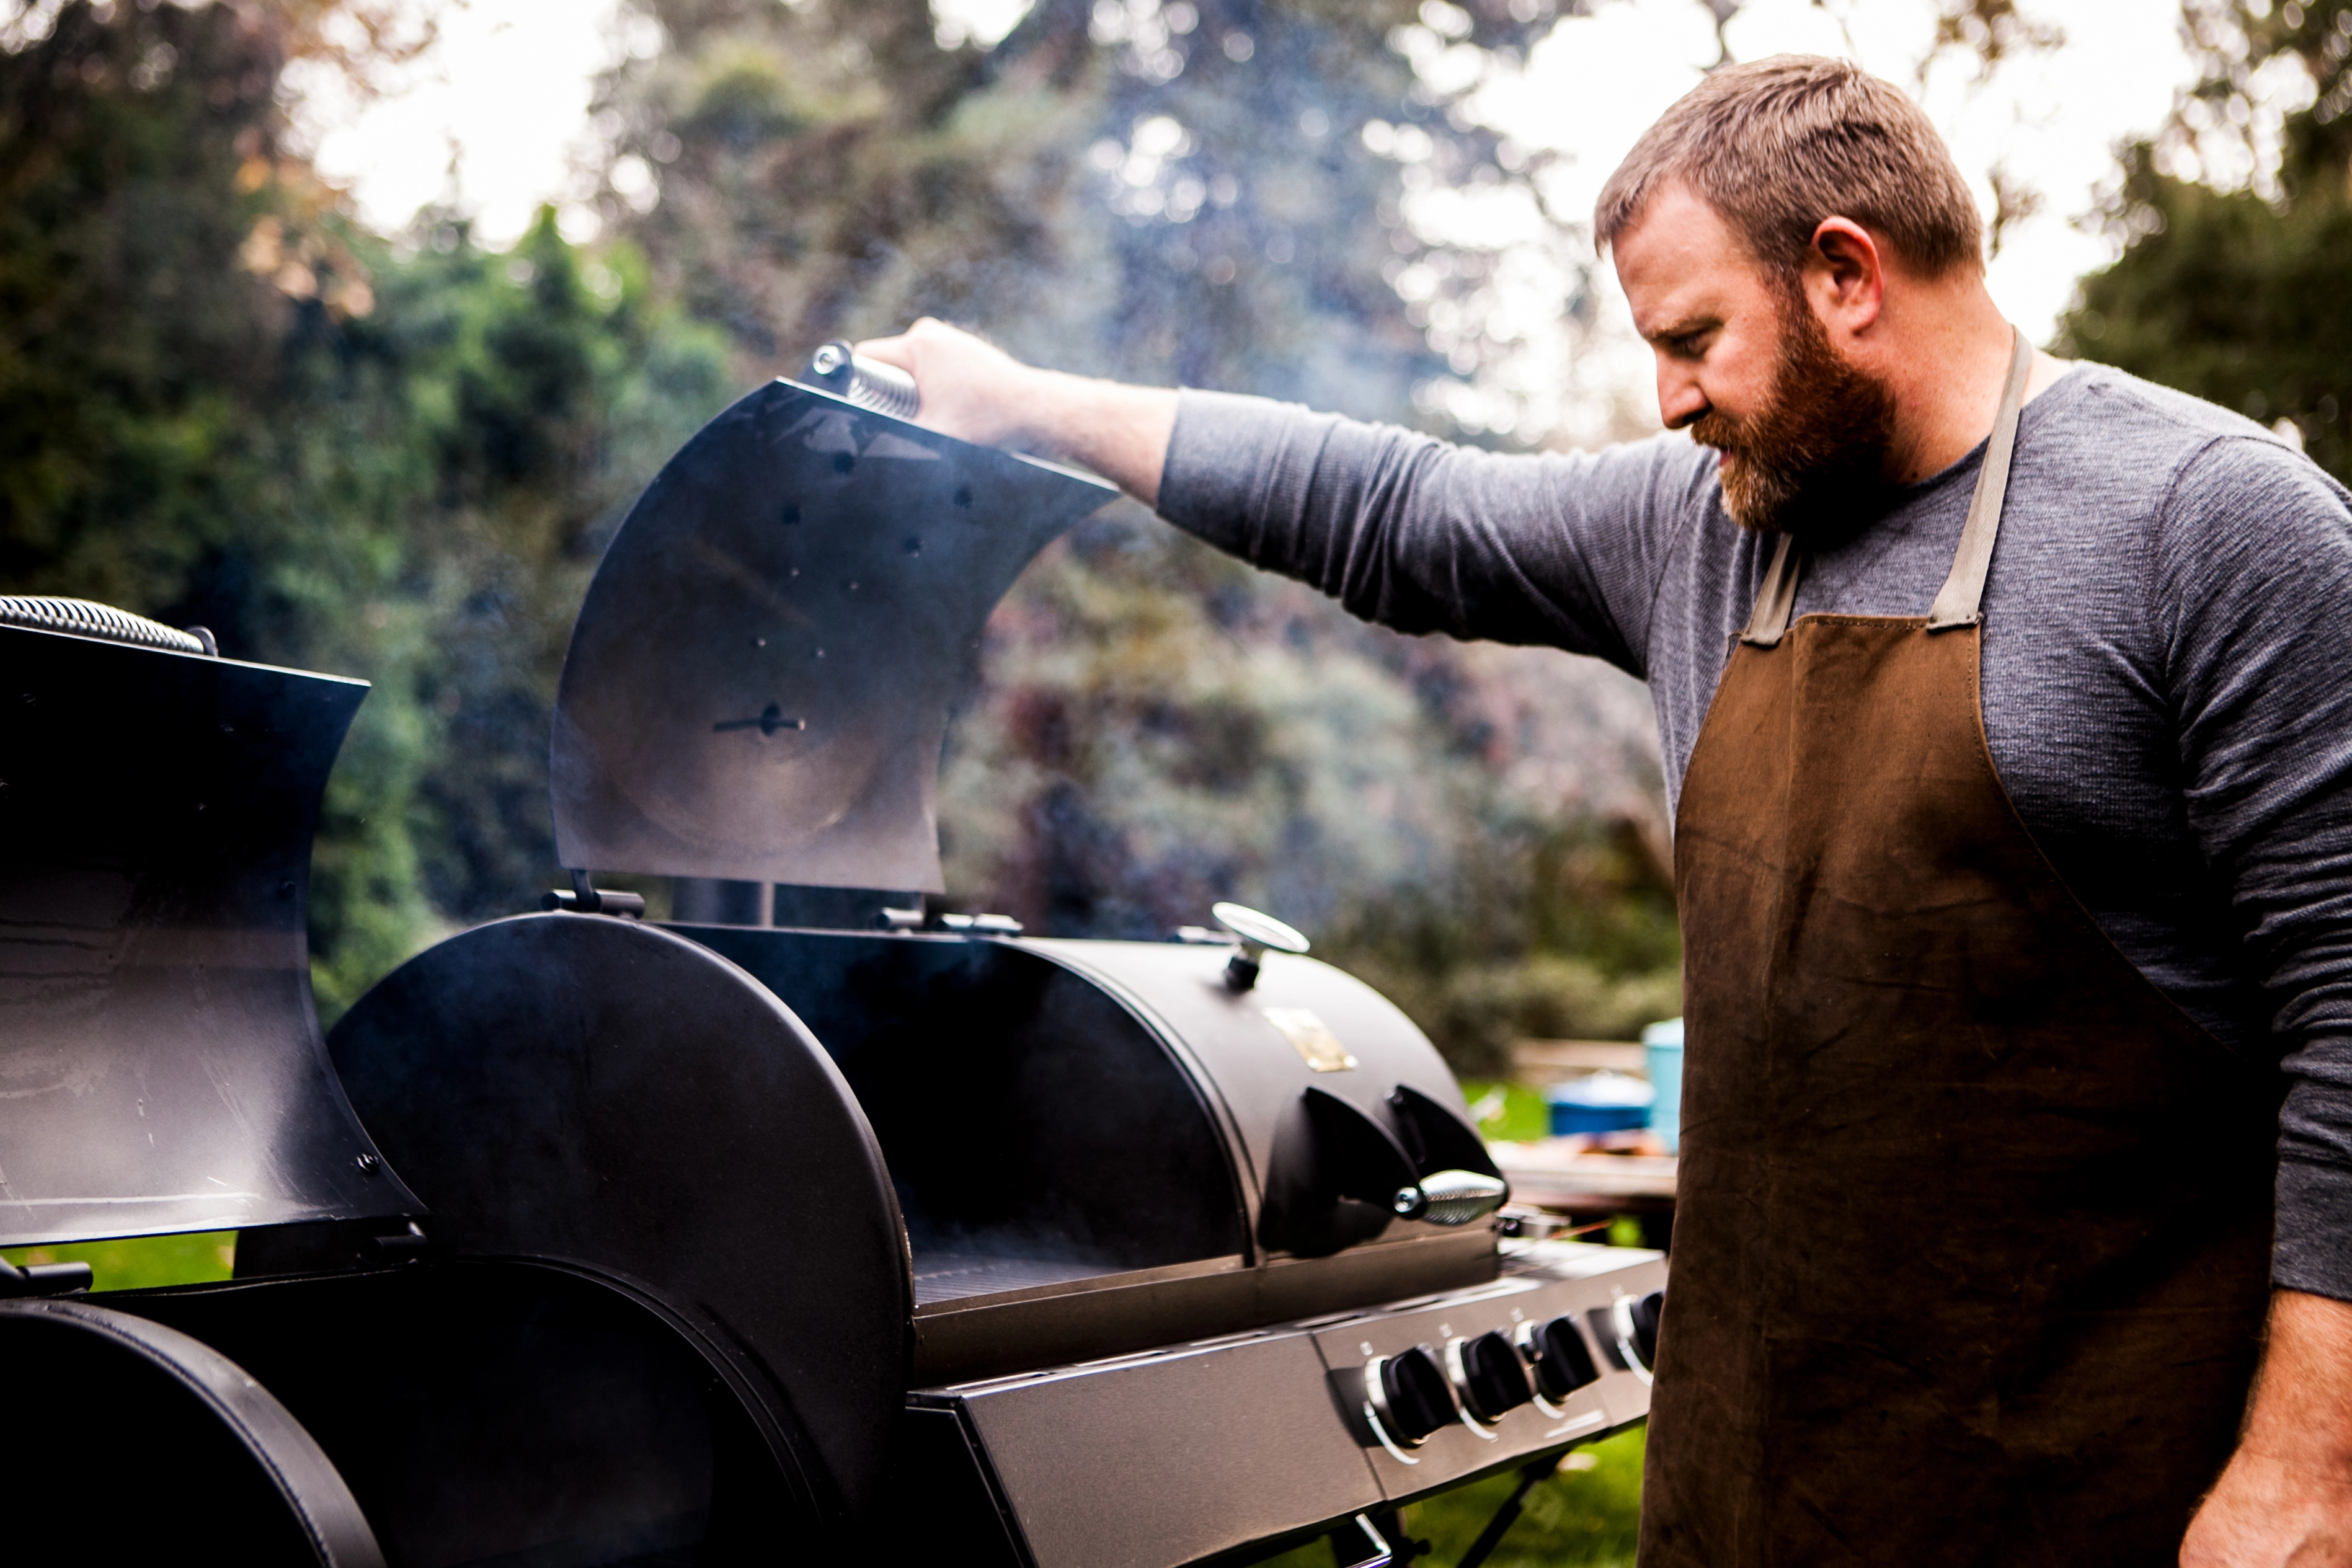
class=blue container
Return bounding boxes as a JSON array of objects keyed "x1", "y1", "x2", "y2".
[
  {"x1": 1643, "y1": 1017, "x2": 1685, "y2": 1153},
  {"x1": 1545, "y1": 1070, "x2": 1654, "y2": 1137}
]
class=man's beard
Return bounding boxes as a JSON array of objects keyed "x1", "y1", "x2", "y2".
[{"x1": 1692, "y1": 299, "x2": 1897, "y2": 538}]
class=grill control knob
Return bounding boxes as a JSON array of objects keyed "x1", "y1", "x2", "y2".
[
  {"x1": 1591, "y1": 1290, "x2": 1664, "y2": 1384},
  {"x1": 1364, "y1": 1344, "x2": 1456, "y2": 1448},
  {"x1": 1617, "y1": 1290, "x2": 1663, "y2": 1371},
  {"x1": 1445, "y1": 1330, "x2": 1535, "y2": 1424},
  {"x1": 1516, "y1": 1314, "x2": 1601, "y2": 1402}
]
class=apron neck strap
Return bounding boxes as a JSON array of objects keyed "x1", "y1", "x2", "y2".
[
  {"x1": 1737, "y1": 325, "x2": 2033, "y2": 649},
  {"x1": 1927, "y1": 326, "x2": 2033, "y2": 632},
  {"x1": 1740, "y1": 533, "x2": 1802, "y2": 648}
]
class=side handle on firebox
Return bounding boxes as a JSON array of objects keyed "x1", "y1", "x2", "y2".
[
  {"x1": 1388, "y1": 1082, "x2": 1509, "y2": 1226},
  {"x1": 1259, "y1": 1086, "x2": 1508, "y2": 1255}
]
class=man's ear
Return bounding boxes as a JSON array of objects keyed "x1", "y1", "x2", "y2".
[{"x1": 1805, "y1": 216, "x2": 1884, "y2": 337}]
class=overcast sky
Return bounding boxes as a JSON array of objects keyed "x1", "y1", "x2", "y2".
[{"x1": 298, "y1": 0, "x2": 2214, "y2": 428}]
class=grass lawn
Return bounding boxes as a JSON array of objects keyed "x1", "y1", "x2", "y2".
[
  {"x1": 1249, "y1": 1426, "x2": 1644, "y2": 1567},
  {"x1": 1458, "y1": 1078, "x2": 1552, "y2": 1144},
  {"x1": 2, "y1": 1230, "x2": 236, "y2": 1290}
]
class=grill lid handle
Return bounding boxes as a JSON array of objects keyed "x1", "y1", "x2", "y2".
[{"x1": 1213, "y1": 900, "x2": 1309, "y2": 991}]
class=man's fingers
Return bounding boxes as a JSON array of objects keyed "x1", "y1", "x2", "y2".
[{"x1": 852, "y1": 334, "x2": 915, "y2": 371}]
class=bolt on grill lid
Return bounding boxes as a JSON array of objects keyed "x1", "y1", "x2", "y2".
[{"x1": 551, "y1": 376, "x2": 1116, "y2": 892}]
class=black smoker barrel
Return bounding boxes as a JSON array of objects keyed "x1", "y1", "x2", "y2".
[
  {"x1": 0, "y1": 614, "x2": 812, "y2": 1562},
  {"x1": 0, "y1": 371, "x2": 1664, "y2": 1564},
  {"x1": 325, "y1": 371, "x2": 1666, "y2": 1564}
]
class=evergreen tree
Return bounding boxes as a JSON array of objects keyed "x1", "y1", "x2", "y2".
[
  {"x1": 0, "y1": 1, "x2": 732, "y2": 1016},
  {"x1": 581, "y1": 0, "x2": 1680, "y2": 1070},
  {"x1": 2057, "y1": 1, "x2": 2352, "y2": 483}
]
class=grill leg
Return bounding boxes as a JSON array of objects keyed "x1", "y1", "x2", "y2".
[{"x1": 1453, "y1": 1453, "x2": 1564, "y2": 1568}]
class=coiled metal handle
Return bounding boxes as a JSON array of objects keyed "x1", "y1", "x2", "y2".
[
  {"x1": 0, "y1": 595, "x2": 215, "y2": 655},
  {"x1": 1392, "y1": 1168, "x2": 1510, "y2": 1226},
  {"x1": 804, "y1": 340, "x2": 920, "y2": 422}
]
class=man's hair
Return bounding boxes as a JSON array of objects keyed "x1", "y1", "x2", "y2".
[{"x1": 1594, "y1": 55, "x2": 1982, "y2": 282}]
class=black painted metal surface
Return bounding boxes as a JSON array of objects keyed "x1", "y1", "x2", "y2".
[
  {"x1": 1024, "y1": 937, "x2": 1499, "y2": 1258},
  {"x1": 550, "y1": 378, "x2": 1116, "y2": 893},
  {"x1": 1, "y1": 1296, "x2": 386, "y2": 1566},
  {"x1": 324, "y1": 913, "x2": 912, "y2": 1528},
  {"x1": 0, "y1": 625, "x2": 420, "y2": 1246},
  {"x1": 121, "y1": 1259, "x2": 802, "y2": 1566},
  {"x1": 672, "y1": 925, "x2": 1249, "y2": 1293},
  {"x1": 677, "y1": 923, "x2": 1506, "y2": 1383}
]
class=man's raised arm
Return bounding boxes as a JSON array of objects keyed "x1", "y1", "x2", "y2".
[
  {"x1": 858, "y1": 319, "x2": 1179, "y2": 505},
  {"x1": 857, "y1": 318, "x2": 1706, "y2": 675}
]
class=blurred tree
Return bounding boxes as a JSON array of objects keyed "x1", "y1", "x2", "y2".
[
  {"x1": 595, "y1": 0, "x2": 1566, "y2": 411},
  {"x1": 0, "y1": 0, "x2": 1694, "y2": 1063},
  {"x1": 582, "y1": 0, "x2": 1680, "y2": 1070},
  {"x1": 0, "y1": 1, "x2": 731, "y2": 1017},
  {"x1": 2056, "y1": 0, "x2": 2352, "y2": 484}
]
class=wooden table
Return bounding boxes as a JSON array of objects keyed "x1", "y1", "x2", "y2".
[{"x1": 1489, "y1": 1137, "x2": 1678, "y2": 1218}]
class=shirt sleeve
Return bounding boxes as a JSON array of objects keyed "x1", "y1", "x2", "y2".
[
  {"x1": 2152, "y1": 436, "x2": 2352, "y2": 1301},
  {"x1": 1155, "y1": 389, "x2": 1712, "y2": 680}
]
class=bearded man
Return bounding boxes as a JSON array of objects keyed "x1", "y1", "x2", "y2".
[{"x1": 863, "y1": 55, "x2": 2352, "y2": 1567}]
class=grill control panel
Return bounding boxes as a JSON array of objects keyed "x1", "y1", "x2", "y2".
[
  {"x1": 1314, "y1": 1246, "x2": 1664, "y2": 1500},
  {"x1": 909, "y1": 1241, "x2": 1665, "y2": 1568}
]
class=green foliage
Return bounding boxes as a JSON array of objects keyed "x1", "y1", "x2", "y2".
[
  {"x1": 1406, "y1": 1430, "x2": 1646, "y2": 1568},
  {"x1": 2058, "y1": 2, "x2": 2352, "y2": 485},
  {"x1": 1, "y1": 3, "x2": 733, "y2": 1018},
  {"x1": 3, "y1": 0, "x2": 1672, "y2": 1047},
  {"x1": 599, "y1": 0, "x2": 1530, "y2": 409},
  {"x1": 3, "y1": 1231, "x2": 237, "y2": 1291},
  {"x1": 1457, "y1": 1079, "x2": 1549, "y2": 1143},
  {"x1": 2059, "y1": 144, "x2": 2352, "y2": 483},
  {"x1": 1245, "y1": 1427, "x2": 1645, "y2": 1567}
]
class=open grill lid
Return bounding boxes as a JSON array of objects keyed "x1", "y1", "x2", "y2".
[
  {"x1": 0, "y1": 624, "x2": 423, "y2": 1247},
  {"x1": 551, "y1": 379, "x2": 1117, "y2": 893}
]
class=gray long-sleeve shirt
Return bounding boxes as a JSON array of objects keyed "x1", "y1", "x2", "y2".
[{"x1": 1157, "y1": 364, "x2": 2352, "y2": 1300}]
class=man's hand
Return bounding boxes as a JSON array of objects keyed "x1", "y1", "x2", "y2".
[
  {"x1": 855, "y1": 318, "x2": 1177, "y2": 505},
  {"x1": 2184, "y1": 1290, "x2": 2352, "y2": 1566}
]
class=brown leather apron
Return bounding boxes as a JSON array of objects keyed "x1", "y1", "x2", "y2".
[{"x1": 1639, "y1": 333, "x2": 2280, "y2": 1567}]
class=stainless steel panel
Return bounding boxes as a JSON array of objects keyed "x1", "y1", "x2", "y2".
[
  {"x1": 951, "y1": 1329, "x2": 1381, "y2": 1568},
  {"x1": 1309, "y1": 1244, "x2": 1665, "y2": 1502},
  {"x1": 933, "y1": 1244, "x2": 1662, "y2": 1567}
]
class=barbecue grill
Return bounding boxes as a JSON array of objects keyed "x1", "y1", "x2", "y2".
[
  {"x1": 0, "y1": 358, "x2": 1664, "y2": 1566},
  {"x1": 0, "y1": 612, "x2": 809, "y2": 1564}
]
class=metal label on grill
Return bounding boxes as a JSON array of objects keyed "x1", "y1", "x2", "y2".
[{"x1": 1262, "y1": 1007, "x2": 1357, "y2": 1072}]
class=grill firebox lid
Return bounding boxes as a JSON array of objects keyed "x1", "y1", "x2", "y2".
[{"x1": 551, "y1": 379, "x2": 1116, "y2": 892}]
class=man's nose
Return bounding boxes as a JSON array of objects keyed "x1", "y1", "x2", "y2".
[{"x1": 1657, "y1": 367, "x2": 1708, "y2": 430}]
